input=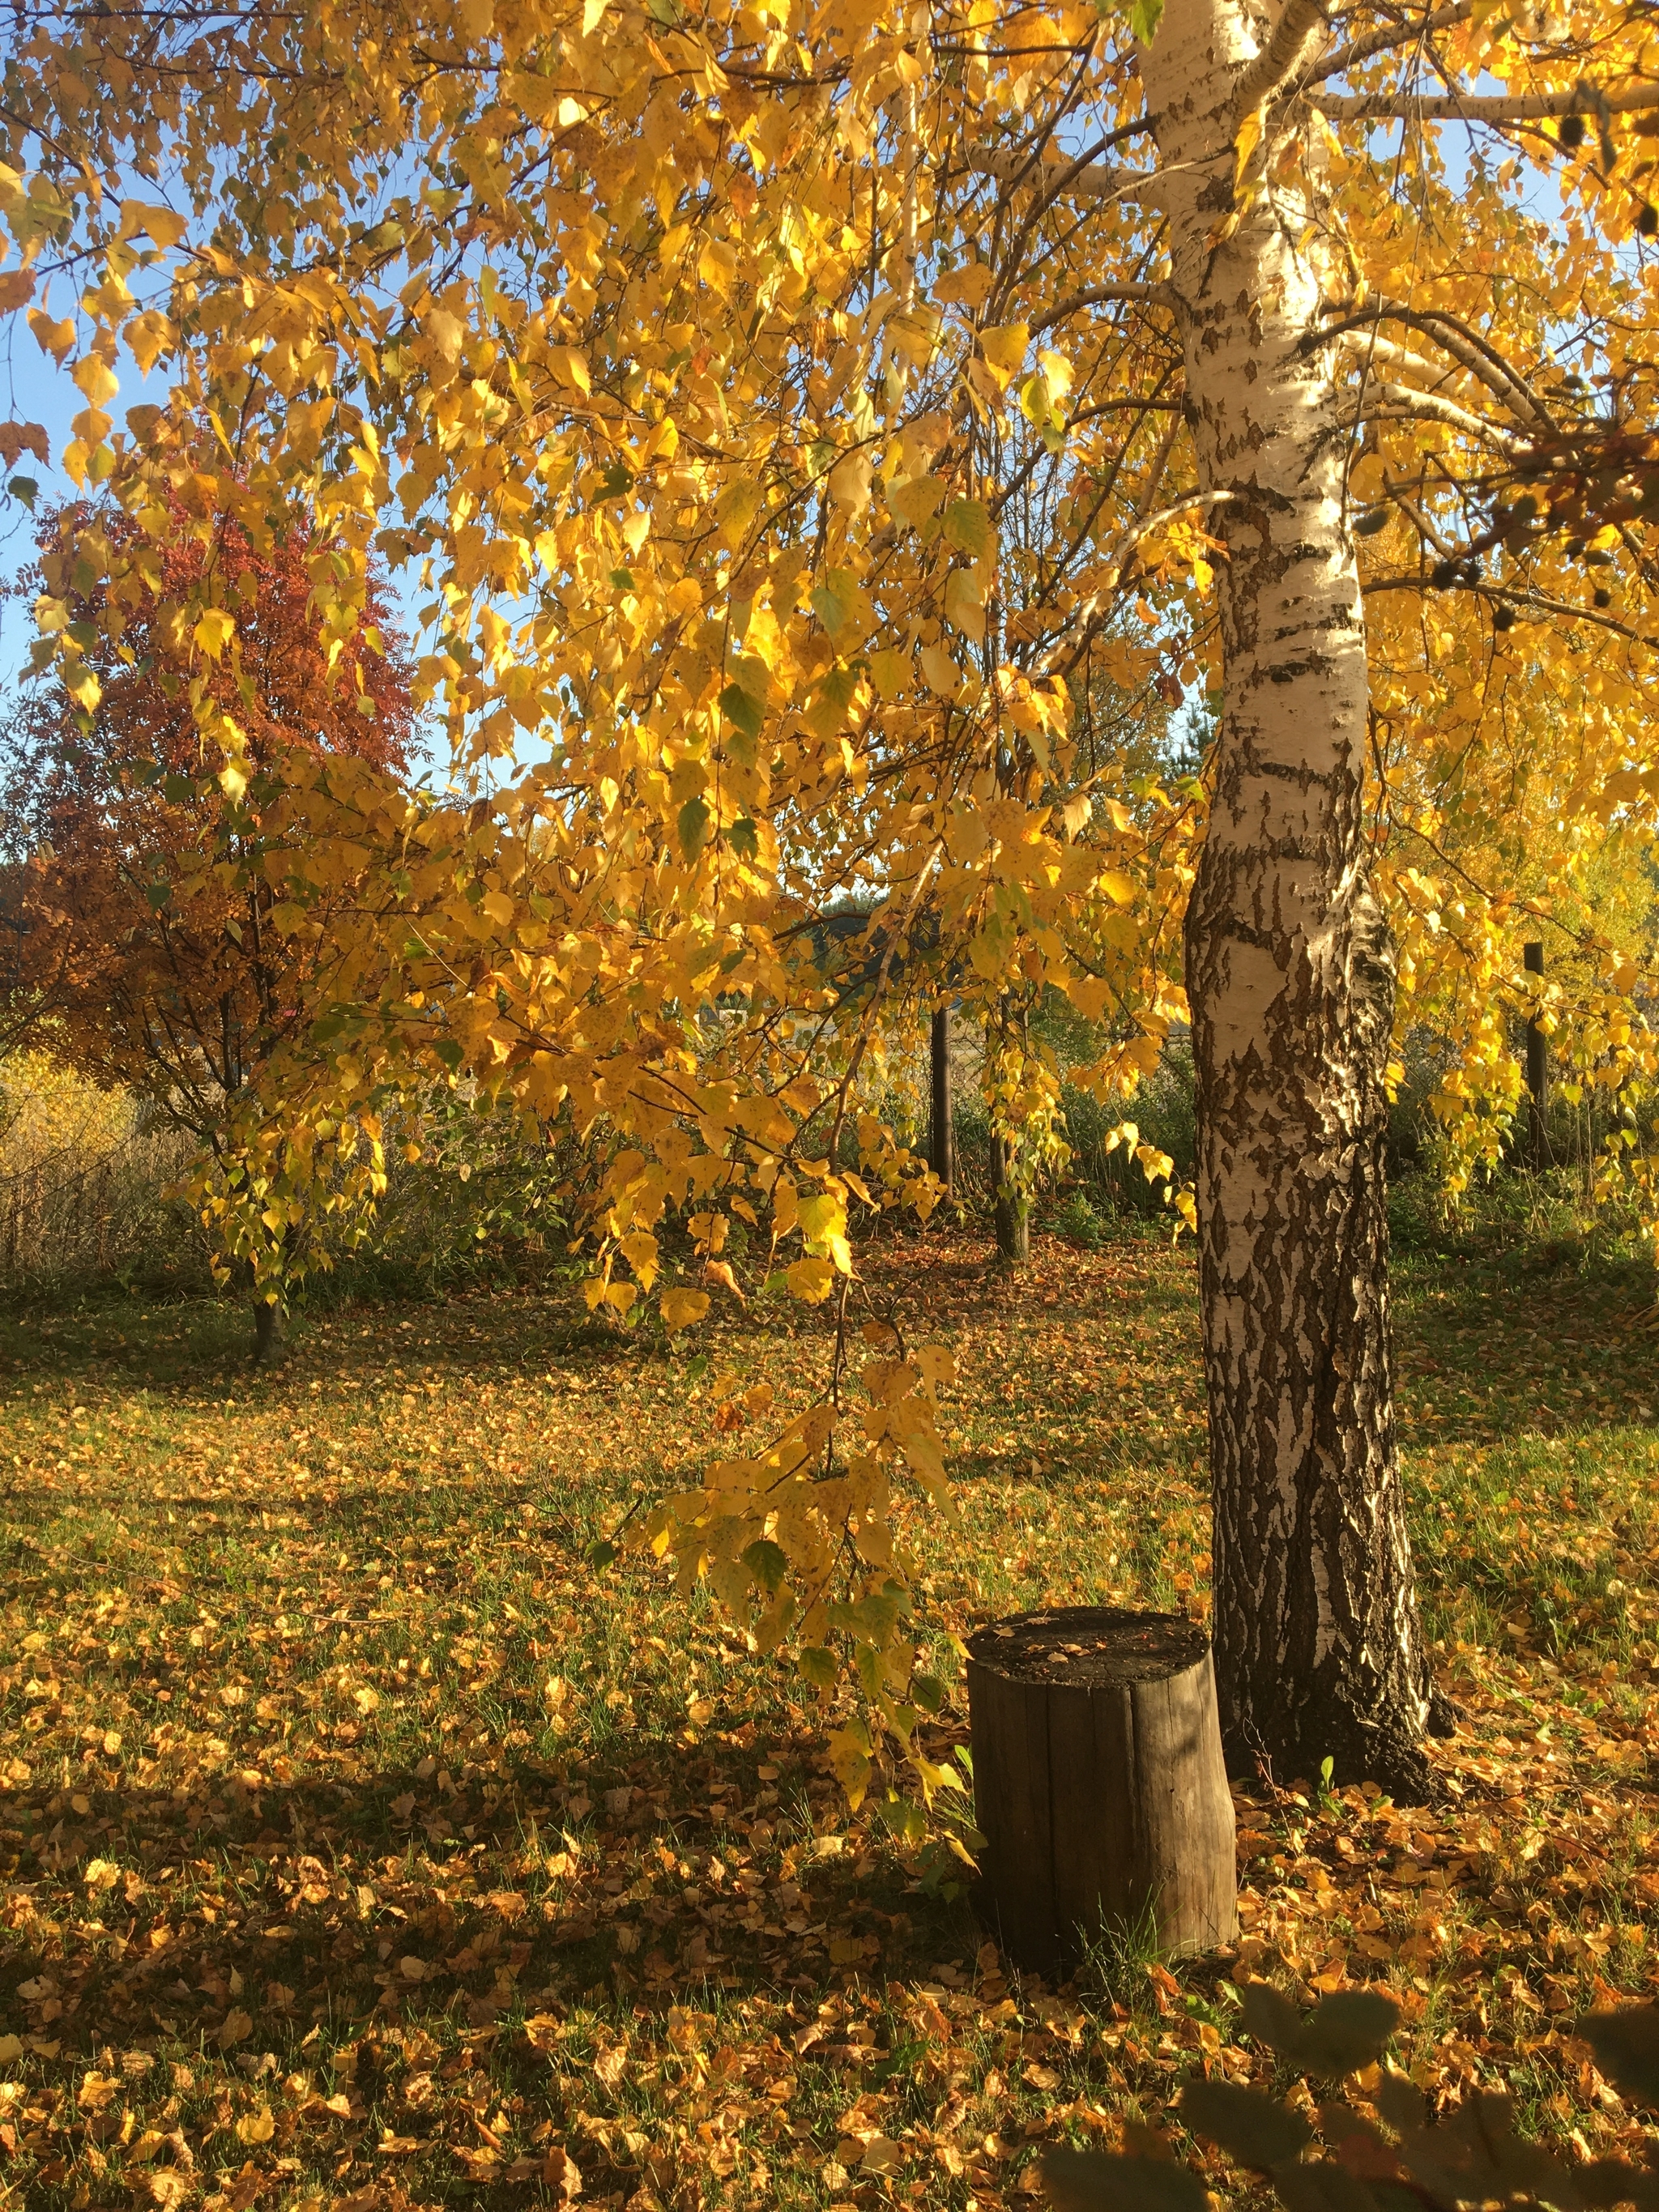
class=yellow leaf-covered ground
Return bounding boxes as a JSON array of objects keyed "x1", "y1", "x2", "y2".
[{"x1": 2, "y1": 1217, "x2": 1657, "y2": 2210}]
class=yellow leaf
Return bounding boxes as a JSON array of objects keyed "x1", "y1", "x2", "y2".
[
  {"x1": 825, "y1": 1720, "x2": 872, "y2": 1808},
  {"x1": 978, "y1": 322, "x2": 1029, "y2": 389},
  {"x1": 620, "y1": 1230, "x2": 659, "y2": 1289},
  {"x1": 915, "y1": 1344, "x2": 955, "y2": 1391},
  {"x1": 787, "y1": 1255, "x2": 836, "y2": 1303},
  {"x1": 423, "y1": 307, "x2": 465, "y2": 362},
  {"x1": 797, "y1": 1191, "x2": 847, "y2": 1248},
  {"x1": 869, "y1": 646, "x2": 909, "y2": 699},
  {"x1": 582, "y1": 0, "x2": 611, "y2": 28},
  {"x1": 698, "y1": 238, "x2": 737, "y2": 296},
  {"x1": 829, "y1": 446, "x2": 874, "y2": 517},
  {"x1": 899, "y1": 1424, "x2": 947, "y2": 1488},
  {"x1": 126, "y1": 309, "x2": 175, "y2": 373},
  {"x1": 193, "y1": 608, "x2": 236, "y2": 659},
  {"x1": 934, "y1": 260, "x2": 993, "y2": 308},
  {"x1": 1036, "y1": 347, "x2": 1074, "y2": 400},
  {"x1": 28, "y1": 309, "x2": 75, "y2": 364},
  {"x1": 715, "y1": 479, "x2": 762, "y2": 545},
  {"x1": 1234, "y1": 104, "x2": 1264, "y2": 182},
  {"x1": 553, "y1": 346, "x2": 591, "y2": 395},
  {"x1": 1098, "y1": 868, "x2": 1137, "y2": 906},
  {"x1": 891, "y1": 474, "x2": 946, "y2": 529},
  {"x1": 118, "y1": 201, "x2": 188, "y2": 249},
  {"x1": 661, "y1": 1288, "x2": 709, "y2": 1331},
  {"x1": 945, "y1": 566, "x2": 987, "y2": 643}
]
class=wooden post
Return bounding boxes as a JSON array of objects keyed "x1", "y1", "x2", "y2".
[
  {"x1": 967, "y1": 1606, "x2": 1236, "y2": 1973},
  {"x1": 930, "y1": 1004, "x2": 953, "y2": 1193},
  {"x1": 1524, "y1": 940, "x2": 1549, "y2": 1169}
]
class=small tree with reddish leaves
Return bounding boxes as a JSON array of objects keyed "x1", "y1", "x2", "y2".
[{"x1": 2, "y1": 497, "x2": 418, "y2": 1357}]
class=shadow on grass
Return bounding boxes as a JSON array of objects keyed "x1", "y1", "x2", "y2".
[{"x1": 0, "y1": 1730, "x2": 983, "y2": 2063}]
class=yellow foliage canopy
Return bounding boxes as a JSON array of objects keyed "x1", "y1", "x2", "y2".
[{"x1": 6, "y1": 0, "x2": 1659, "y2": 1792}]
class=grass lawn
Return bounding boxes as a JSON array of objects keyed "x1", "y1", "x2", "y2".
[{"x1": 2, "y1": 1205, "x2": 1658, "y2": 2211}]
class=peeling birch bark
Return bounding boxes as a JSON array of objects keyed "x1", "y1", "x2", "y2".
[{"x1": 1140, "y1": 0, "x2": 1443, "y2": 1792}]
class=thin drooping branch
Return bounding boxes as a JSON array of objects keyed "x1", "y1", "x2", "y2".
[
  {"x1": 1038, "y1": 486, "x2": 1237, "y2": 678},
  {"x1": 1386, "y1": 487, "x2": 1463, "y2": 564},
  {"x1": 1365, "y1": 573, "x2": 1652, "y2": 643}
]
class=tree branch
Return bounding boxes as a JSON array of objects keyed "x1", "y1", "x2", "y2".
[
  {"x1": 1028, "y1": 279, "x2": 1179, "y2": 335},
  {"x1": 965, "y1": 145, "x2": 1166, "y2": 207},
  {"x1": 1331, "y1": 330, "x2": 1537, "y2": 453},
  {"x1": 1038, "y1": 479, "x2": 1236, "y2": 679},
  {"x1": 1310, "y1": 78, "x2": 1659, "y2": 124},
  {"x1": 1309, "y1": 302, "x2": 1557, "y2": 437},
  {"x1": 1364, "y1": 573, "x2": 1651, "y2": 642},
  {"x1": 1296, "y1": 2, "x2": 1473, "y2": 91},
  {"x1": 1346, "y1": 383, "x2": 1533, "y2": 457},
  {"x1": 1232, "y1": 0, "x2": 1329, "y2": 119}
]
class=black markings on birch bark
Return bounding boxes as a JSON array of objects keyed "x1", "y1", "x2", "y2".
[{"x1": 1139, "y1": 0, "x2": 1439, "y2": 1792}]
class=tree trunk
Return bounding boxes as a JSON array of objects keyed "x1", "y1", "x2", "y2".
[
  {"x1": 930, "y1": 1004, "x2": 954, "y2": 1192},
  {"x1": 252, "y1": 1295, "x2": 288, "y2": 1366},
  {"x1": 990, "y1": 1131, "x2": 1029, "y2": 1264},
  {"x1": 1141, "y1": 0, "x2": 1439, "y2": 1792}
]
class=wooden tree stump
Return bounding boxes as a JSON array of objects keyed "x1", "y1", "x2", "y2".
[{"x1": 966, "y1": 1606, "x2": 1236, "y2": 1973}]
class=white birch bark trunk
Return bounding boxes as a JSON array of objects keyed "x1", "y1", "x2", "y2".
[{"x1": 1138, "y1": 0, "x2": 1445, "y2": 1791}]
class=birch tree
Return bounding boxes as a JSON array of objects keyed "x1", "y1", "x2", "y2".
[{"x1": 2, "y1": 0, "x2": 1657, "y2": 1796}]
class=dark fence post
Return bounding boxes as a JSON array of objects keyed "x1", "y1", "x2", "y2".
[
  {"x1": 1524, "y1": 940, "x2": 1549, "y2": 1169},
  {"x1": 930, "y1": 1004, "x2": 953, "y2": 1193}
]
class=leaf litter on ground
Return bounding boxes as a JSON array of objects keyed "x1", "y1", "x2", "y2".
[{"x1": 0, "y1": 1217, "x2": 1657, "y2": 2208}]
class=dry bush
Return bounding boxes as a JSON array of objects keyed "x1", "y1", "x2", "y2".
[{"x1": 0, "y1": 1051, "x2": 202, "y2": 1292}]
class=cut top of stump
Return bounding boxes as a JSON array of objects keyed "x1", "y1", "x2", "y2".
[{"x1": 966, "y1": 1605, "x2": 1208, "y2": 1690}]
